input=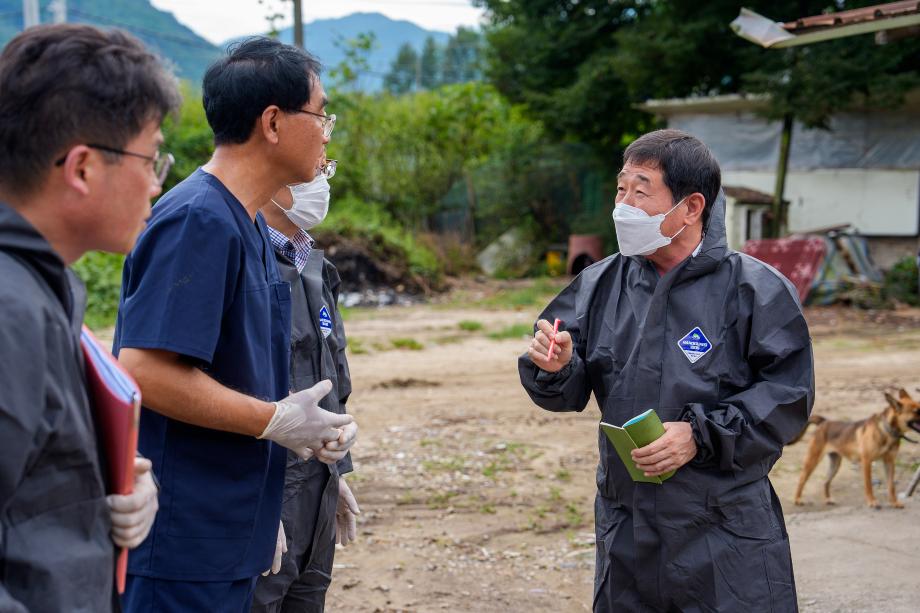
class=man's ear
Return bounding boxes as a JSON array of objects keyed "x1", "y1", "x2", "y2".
[
  {"x1": 260, "y1": 106, "x2": 282, "y2": 145},
  {"x1": 60, "y1": 146, "x2": 93, "y2": 197},
  {"x1": 683, "y1": 193, "x2": 706, "y2": 225}
]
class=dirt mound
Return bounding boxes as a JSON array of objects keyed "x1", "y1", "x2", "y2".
[{"x1": 316, "y1": 234, "x2": 438, "y2": 295}]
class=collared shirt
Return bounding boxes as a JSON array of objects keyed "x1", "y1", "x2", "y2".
[
  {"x1": 692, "y1": 237, "x2": 704, "y2": 258},
  {"x1": 267, "y1": 226, "x2": 314, "y2": 273}
]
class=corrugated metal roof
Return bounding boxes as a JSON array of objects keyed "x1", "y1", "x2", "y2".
[
  {"x1": 784, "y1": 1, "x2": 920, "y2": 33},
  {"x1": 732, "y1": 2, "x2": 920, "y2": 47}
]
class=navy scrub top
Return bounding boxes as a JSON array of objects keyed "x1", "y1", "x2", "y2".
[{"x1": 113, "y1": 168, "x2": 291, "y2": 582}]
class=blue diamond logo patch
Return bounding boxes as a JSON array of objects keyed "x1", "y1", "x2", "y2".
[
  {"x1": 677, "y1": 327, "x2": 712, "y2": 364},
  {"x1": 318, "y1": 305, "x2": 333, "y2": 339}
]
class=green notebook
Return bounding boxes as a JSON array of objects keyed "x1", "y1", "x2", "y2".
[{"x1": 600, "y1": 409, "x2": 675, "y2": 484}]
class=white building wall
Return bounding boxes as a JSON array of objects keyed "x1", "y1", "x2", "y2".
[{"x1": 722, "y1": 169, "x2": 920, "y2": 236}]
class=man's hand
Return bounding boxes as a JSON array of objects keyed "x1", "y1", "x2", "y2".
[
  {"x1": 316, "y1": 420, "x2": 358, "y2": 465},
  {"x1": 527, "y1": 319, "x2": 573, "y2": 373},
  {"x1": 335, "y1": 477, "x2": 360, "y2": 546},
  {"x1": 631, "y1": 422, "x2": 696, "y2": 477},
  {"x1": 259, "y1": 380, "x2": 353, "y2": 459},
  {"x1": 107, "y1": 457, "x2": 158, "y2": 549}
]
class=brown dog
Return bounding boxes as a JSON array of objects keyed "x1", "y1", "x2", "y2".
[{"x1": 792, "y1": 388, "x2": 920, "y2": 509}]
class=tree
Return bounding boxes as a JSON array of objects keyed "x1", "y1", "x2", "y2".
[
  {"x1": 419, "y1": 36, "x2": 441, "y2": 89},
  {"x1": 475, "y1": 0, "x2": 652, "y2": 154},
  {"x1": 442, "y1": 27, "x2": 482, "y2": 84},
  {"x1": 384, "y1": 42, "x2": 420, "y2": 94}
]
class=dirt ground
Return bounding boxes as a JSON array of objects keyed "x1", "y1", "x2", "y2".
[{"x1": 323, "y1": 283, "x2": 920, "y2": 612}]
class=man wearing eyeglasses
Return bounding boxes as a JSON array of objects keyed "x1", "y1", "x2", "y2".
[
  {"x1": 114, "y1": 37, "x2": 357, "y2": 612},
  {"x1": 0, "y1": 24, "x2": 180, "y2": 612},
  {"x1": 252, "y1": 158, "x2": 360, "y2": 613}
]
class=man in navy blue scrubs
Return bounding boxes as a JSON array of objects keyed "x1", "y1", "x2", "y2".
[{"x1": 114, "y1": 38, "x2": 358, "y2": 612}]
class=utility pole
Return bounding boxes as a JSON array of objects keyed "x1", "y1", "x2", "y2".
[
  {"x1": 23, "y1": 0, "x2": 39, "y2": 28},
  {"x1": 770, "y1": 113, "x2": 794, "y2": 238},
  {"x1": 292, "y1": 0, "x2": 304, "y2": 49},
  {"x1": 49, "y1": 0, "x2": 67, "y2": 24}
]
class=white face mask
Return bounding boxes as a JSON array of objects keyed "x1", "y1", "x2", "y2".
[
  {"x1": 273, "y1": 175, "x2": 330, "y2": 231},
  {"x1": 612, "y1": 198, "x2": 687, "y2": 257}
]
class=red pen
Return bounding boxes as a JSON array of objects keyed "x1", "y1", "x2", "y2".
[{"x1": 546, "y1": 318, "x2": 562, "y2": 361}]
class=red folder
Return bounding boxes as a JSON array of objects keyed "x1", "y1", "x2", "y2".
[{"x1": 80, "y1": 325, "x2": 141, "y2": 595}]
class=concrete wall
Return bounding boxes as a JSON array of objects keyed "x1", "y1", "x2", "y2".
[
  {"x1": 722, "y1": 169, "x2": 920, "y2": 237},
  {"x1": 865, "y1": 236, "x2": 920, "y2": 270}
]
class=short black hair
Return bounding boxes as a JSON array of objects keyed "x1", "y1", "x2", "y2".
[
  {"x1": 623, "y1": 129, "x2": 721, "y2": 228},
  {"x1": 0, "y1": 24, "x2": 180, "y2": 196},
  {"x1": 203, "y1": 37, "x2": 322, "y2": 146}
]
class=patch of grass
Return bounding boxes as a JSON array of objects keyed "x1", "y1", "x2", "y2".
[
  {"x1": 419, "y1": 438, "x2": 442, "y2": 448},
  {"x1": 487, "y1": 323, "x2": 534, "y2": 340},
  {"x1": 392, "y1": 337, "x2": 425, "y2": 351},
  {"x1": 371, "y1": 341, "x2": 390, "y2": 352},
  {"x1": 397, "y1": 492, "x2": 421, "y2": 506},
  {"x1": 458, "y1": 320, "x2": 484, "y2": 332},
  {"x1": 433, "y1": 334, "x2": 465, "y2": 345},
  {"x1": 480, "y1": 503, "x2": 497, "y2": 515},
  {"x1": 348, "y1": 338, "x2": 368, "y2": 355},
  {"x1": 422, "y1": 457, "x2": 465, "y2": 473},
  {"x1": 480, "y1": 278, "x2": 564, "y2": 310},
  {"x1": 565, "y1": 502, "x2": 585, "y2": 528},
  {"x1": 548, "y1": 487, "x2": 563, "y2": 504},
  {"x1": 427, "y1": 490, "x2": 460, "y2": 509},
  {"x1": 555, "y1": 469, "x2": 571, "y2": 482}
]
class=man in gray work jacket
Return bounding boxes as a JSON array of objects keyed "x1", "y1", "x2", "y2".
[
  {"x1": 520, "y1": 130, "x2": 814, "y2": 612},
  {"x1": 253, "y1": 161, "x2": 359, "y2": 612}
]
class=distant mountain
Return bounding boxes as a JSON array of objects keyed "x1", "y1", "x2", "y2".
[
  {"x1": 0, "y1": 4, "x2": 458, "y2": 91},
  {"x1": 224, "y1": 12, "x2": 452, "y2": 91},
  {"x1": 0, "y1": 0, "x2": 219, "y2": 84}
]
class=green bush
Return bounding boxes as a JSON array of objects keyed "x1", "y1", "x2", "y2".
[
  {"x1": 72, "y1": 251, "x2": 125, "y2": 331},
  {"x1": 883, "y1": 256, "x2": 919, "y2": 306},
  {"x1": 161, "y1": 82, "x2": 214, "y2": 194}
]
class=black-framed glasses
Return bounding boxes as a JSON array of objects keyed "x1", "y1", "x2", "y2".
[
  {"x1": 55, "y1": 143, "x2": 174, "y2": 186},
  {"x1": 295, "y1": 110, "x2": 336, "y2": 139}
]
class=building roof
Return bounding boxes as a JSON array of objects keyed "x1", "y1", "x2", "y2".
[
  {"x1": 637, "y1": 89, "x2": 920, "y2": 116},
  {"x1": 784, "y1": 1, "x2": 920, "y2": 33},
  {"x1": 731, "y1": 2, "x2": 920, "y2": 48},
  {"x1": 724, "y1": 185, "x2": 779, "y2": 205}
]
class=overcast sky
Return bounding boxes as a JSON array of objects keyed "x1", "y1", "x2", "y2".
[{"x1": 150, "y1": 0, "x2": 486, "y2": 44}]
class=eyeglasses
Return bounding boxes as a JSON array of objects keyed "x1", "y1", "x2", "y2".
[
  {"x1": 319, "y1": 159, "x2": 337, "y2": 180},
  {"x1": 55, "y1": 143, "x2": 174, "y2": 186},
  {"x1": 295, "y1": 110, "x2": 336, "y2": 139}
]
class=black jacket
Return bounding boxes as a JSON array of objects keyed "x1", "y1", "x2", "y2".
[{"x1": 0, "y1": 202, "x2": 115, "y2": 612}]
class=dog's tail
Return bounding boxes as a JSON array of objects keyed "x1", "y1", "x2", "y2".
[{"x1": 787, "y1": 414, "x2": 826, "y2": 445}]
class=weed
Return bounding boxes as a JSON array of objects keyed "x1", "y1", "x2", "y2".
[
  {"x1": 348, "y1": 338, "x2": 368, "y2": 355},
  {"x1": 427, "y1": 491, "x2": 460, "y2": 509},
  {"x1": 458, "y1": 320, "x2": 484, "y2": 332},
  {"x1": 555, "y1": 469, "x2": 571, "y2": 482},
  {"x1": 392, "y1": 337, "x2": 425, "y2": 351},
  {"x1": 422, "y1": 457, "x2": 465, "y2": 473},
  {"x1": 487, "y1": 323, "x2": 534, "y2": 340}
]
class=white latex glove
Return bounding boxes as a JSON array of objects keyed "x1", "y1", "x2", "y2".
[
  {"x1": 262, "y1": 521, "x2": 288, "y2": 576},
  {"x1": 258, "y1": 380, "x2": 353, "y2": 459},
  {"x1": 107, "y1": 457, "x2": 158, "y2": 549},
  {"x1": 316, "y1": 420, "x2": 358, "y2": 464},
  {"x1": 335, "y1": 477, "x2": 360, "y2": 546}
]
